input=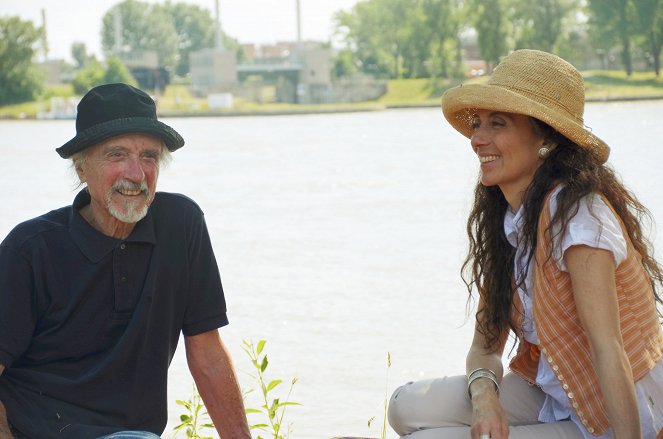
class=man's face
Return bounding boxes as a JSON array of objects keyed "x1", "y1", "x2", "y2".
[{"x1": 77, "y1": 133, "x2": 163, "y2": 229}]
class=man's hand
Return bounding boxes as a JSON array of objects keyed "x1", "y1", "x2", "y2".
[
  {"x1": 185, "y1": 330, "x2": 251, "y2": 438},
  {"x1": 0, "y1": 365, "x2": 13, "y2": 439},
  {"x1": 0, "y1": 401, "x2": 13, "y2": 439}
]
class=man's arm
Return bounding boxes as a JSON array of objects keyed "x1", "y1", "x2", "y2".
[
  {"x1": 0, "y1": 364, "x2": 13, "y2": 439},
  {"x1": 185, "y1": 330, "x2": 250, "y2": 439}
]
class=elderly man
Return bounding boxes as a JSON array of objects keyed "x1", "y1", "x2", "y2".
[{"x1": 0, "y1": 83, "x2": 250, "y2": 439}]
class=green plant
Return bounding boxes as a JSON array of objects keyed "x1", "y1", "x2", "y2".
[
  {"x1": 242, "y1": 339, "x2": 300, "y2": 439},
  {"x1": 173, "y1": 384, "x2": 215, "y2": 439},
  {"x1": 368, "y1": 352, "x2": 391, "y2": 439}
]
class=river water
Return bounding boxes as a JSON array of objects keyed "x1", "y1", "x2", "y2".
[{"x1": 1, "y1": 102, "x2": 662, "y2": 438}]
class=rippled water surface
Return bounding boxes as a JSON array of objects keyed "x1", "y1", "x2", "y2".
[{"x1": 2, "y1": 102, "x2": 662, "y2": 438}]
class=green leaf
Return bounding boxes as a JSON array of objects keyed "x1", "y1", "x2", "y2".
[
  {"x1": 244, "y1": 408, "x2": 262, "y2": 414},
  {"x1": 260, "y1": 355, "x2": 269, "y2": 372},
  {"x1": 266, "y1": 379, "x2": 282, "y2": 391},
  {"x1": 179, "y1": 414, "x2": 191, "y2": 422},
  {"x1": 250, "y1": 423, "x2": 269, "y2": 429},
  {"x1": 276, "y1": 401, "x2": 302, "y2": 407},
  {"x1": 176, "y1": 400, "x2": 192, "y2": 410},
  {"x1": 256, "y1": 340, "x2": 266, "y2": 355}
]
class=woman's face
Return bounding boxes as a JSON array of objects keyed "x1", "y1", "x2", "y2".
[{"x1": 469, "y1": 110, "x2": 545, "y2": 209}]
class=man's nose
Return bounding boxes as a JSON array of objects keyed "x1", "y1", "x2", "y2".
[{"x1": 123, "y1": 156, "x2": 146, "y2": 182}]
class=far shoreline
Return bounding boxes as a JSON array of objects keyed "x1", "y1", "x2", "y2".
[{"x1": 3, "y1": 94, "x2": 662, "y2": 121}]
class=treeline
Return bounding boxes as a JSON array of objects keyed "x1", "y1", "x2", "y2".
[
  {"x1": 331, "y1": 0, "x2": 663, "y2": 79},
  {"x1": 1, "y1": 0, "x2": 662, "y2": 106},
  {"x1": 0, "y1": 0, "x2": 242, "y2": 105}
]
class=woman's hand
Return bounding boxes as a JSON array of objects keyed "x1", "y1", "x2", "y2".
[
  {"x1": 466, "y1": 296, "x2": 510, "y2": 439},
  {"x1": 470, "y1": 378, "x2": 509, "y2": 439}
]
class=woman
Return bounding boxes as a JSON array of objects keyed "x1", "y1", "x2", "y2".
[{"x1": 387, "y1": 49, "x2": 663, "y2": 439}]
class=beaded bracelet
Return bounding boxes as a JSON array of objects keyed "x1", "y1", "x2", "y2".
[{"x1": 467, "y1": 368, "x2": 499, "y2": 398}]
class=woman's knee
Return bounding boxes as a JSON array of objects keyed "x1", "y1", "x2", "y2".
[
  {"x1": 388, "y1": 380, "x2": 416, "y2": 434},
  {"x1": 388, "y1": 376, "x2": 471, "y2": 435}
]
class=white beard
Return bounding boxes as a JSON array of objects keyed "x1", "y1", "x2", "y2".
[
  {"x1": 108, "y1": 199, "x2": 149, "y2": 223},
  {"x1": 105, "y1": 180, "x2": 151, "y2": 223}
]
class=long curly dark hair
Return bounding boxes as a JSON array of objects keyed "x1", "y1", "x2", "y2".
[{"x1": 462, "y1": 118, "x2": 663, "y2": 351}]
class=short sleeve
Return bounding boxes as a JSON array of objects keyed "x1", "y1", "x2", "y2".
[
  {"x1": 0, "y1": 243, "x2": 37, "y2": 368},
  {"x1": 181, "y1": 212, "x2": 228, "y2": 336},
  {"x1": 550, "y1": 192, "x2": 627, "y2": 272}
]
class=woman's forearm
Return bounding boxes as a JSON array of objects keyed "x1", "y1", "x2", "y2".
[{"x1": 593, "y1": 344, "x2": 641, "y2": 439}]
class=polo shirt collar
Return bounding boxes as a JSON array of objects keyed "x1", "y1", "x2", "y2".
[{"x1": 69, "y1": 189, "x2": 156, "y2": 263}]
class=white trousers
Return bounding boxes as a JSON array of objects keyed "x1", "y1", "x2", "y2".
[{"x1": 388, "y1": 373, "x2": 584, "y2": 439}]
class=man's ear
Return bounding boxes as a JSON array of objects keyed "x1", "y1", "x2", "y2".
[{"x1": 75, "y1": 163, "x2": 86, "y2": 183}]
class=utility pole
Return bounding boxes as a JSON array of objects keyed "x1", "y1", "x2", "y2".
[
  {"x1": 296, "y1": 0, "x2": 302, "y2": 50},
  {"x1": 215, "y1": 0, "x2": 224, "y2": 51},
  {"x1": 40, "y1": 9, "x2": 49, "y2": 61},
  {"x1": 113, "y1": 8, "x2": 122, "y2": 56}
]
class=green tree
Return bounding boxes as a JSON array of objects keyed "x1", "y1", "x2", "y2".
[
  {"x1": 513, "y1": 0, "x2": 580, "y2": 52},
  {"x1": 161, "y1": 1, "x2": 243, "y2": 77},
  {"x1": 71, "y1": 42, "x2": 97, "y2": 68},
  {"x1": 104, "y1": 56, "x2": 137, "y2": 84},
  {"x1": 332, "y1": 48, "x2": 359, "y2": 78},
  {"x1": 633, "y1": 0, "x2": 663, "y2": 75},
  {"x1": 333, "y1": 0, "x2": 464, "y2": 79},
  {"x1": 161, "y1": 1, "x2": 215, "y2": 77},
  {"x1": 0, "y1": 16, "x2": 44, "y2": 105},
  {"x1": 588, "y1": 0, "x2": 637, "y2": 75},
  {"x1": 101, "y1": 0, "x2": 179, "y2": 72},
  {"x1": 470, "y1": 0, "x2": 510, "y2": 70},
  {"x1": 333, "y1": 5, "x2": 393, "y2": 78},
  {"x1": 420, "y1": 0, "x2": 465, "y2": 78},
  {"x1": 71, "y1": 57, "x2": 135, "y2": 95},
  {"x1": 72, "y1": 61, "x2": 105, "y2": 95}
]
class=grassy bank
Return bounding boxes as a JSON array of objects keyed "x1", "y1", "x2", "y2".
[{"x1": 1, "y1": 70, "x2": 662, "y2": 119}]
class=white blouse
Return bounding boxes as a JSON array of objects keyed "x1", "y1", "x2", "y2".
[{"x1": 504, "y1": 186, "x2": 663, "y2": 439}]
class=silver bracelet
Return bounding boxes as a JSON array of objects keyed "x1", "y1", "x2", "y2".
[
  {"x1": 467, "y1": 368, "x2": 499, "y2": 398},
  {"x1": 467, "y1": 367, "x2": 497, "y2": 382}
]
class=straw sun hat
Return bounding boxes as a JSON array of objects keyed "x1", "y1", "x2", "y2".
[{"x1": 441, "y1": 49, "x2": 610, "y2": 163}]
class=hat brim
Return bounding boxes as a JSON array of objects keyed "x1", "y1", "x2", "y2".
[
  {"x1": 441, "y1": 83, "x2": 610, "y2": 163},
  {"x1": 56, "y1": 117, "x2": 185, "y2": 158}
]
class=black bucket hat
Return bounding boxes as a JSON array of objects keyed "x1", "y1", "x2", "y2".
[{"x1": 56, "y1": 83, "x2": 185, "y2": 158}]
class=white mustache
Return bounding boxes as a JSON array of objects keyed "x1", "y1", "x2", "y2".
[{"x1": 112, "y1": 180, "x2": 149, "y2": 195}]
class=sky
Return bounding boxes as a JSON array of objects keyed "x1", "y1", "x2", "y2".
[{"x1": 0, "y1": 0, "x2": 359, "y2": 62}]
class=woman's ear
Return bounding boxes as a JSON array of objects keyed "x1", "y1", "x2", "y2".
[{"x1": 538, "y1": 141, "x2": 558, "y2": 159}]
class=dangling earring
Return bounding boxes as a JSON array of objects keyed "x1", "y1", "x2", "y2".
[{"x1": 538, "y1": 146, "x2": 550, "y2": 159}]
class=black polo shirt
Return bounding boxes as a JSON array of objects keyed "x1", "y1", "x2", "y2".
[{"x1": 0, "y1": 190, "x2": 228, "y2": 438}]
